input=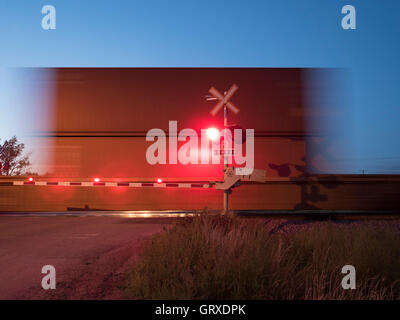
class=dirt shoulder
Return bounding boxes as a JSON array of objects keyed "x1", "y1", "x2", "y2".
[{"x1": 0, "y1": 216, "x2": 171, "y2": 299}]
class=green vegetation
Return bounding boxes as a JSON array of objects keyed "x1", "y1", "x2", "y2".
[
  {"x1": 0, "y1": 135, "x2": 32, "y2": 176},
  {"x1": 127, "y1": 215, "x2": 400, "y2": 300}
]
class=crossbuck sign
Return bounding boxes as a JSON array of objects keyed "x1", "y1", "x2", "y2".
[{"x1": 209, "y1": 84, "x2": 240, "y2": 116}]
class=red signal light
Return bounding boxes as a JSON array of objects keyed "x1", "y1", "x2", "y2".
[
  {"x1": 28, "y1": 177, "x2": 34, "y2": 182},
  {"x1": 206, "y1": 128, "x2": 220, "y2": 141},
  {"x1": 93, "y1": 177, "x2": 100, "y2": 183},
  {"x1": 157, "y1": 178, "x2": 162, "y2": 184}
]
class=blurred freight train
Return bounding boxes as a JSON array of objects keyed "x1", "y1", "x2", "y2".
[{"x1": 1, "y1": 68, "x2": 399, "y2": 211}]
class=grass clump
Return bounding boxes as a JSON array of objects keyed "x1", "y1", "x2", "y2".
[{"x1": 127, "y1": 215, "x2": 400, "y2": 299}]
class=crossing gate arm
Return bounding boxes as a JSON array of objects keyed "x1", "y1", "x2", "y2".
[
  {"x1": 6, "y1": 180, "x2": 213, "y2": 189},
  {"x1": 3, "y1": 168, "x2": 266, "y2": 191}
]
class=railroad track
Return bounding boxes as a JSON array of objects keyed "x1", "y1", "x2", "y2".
[
  {"x1": 0, "y1": 210, "x2": 400, "y2": 220},
  {"x1": 235, "y1": 210, "x2": 400, "y2": 220}
]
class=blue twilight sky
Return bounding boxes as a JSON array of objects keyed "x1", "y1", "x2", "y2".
[{"x1": 0, "y1": 0, "x2": 399, "y2": 174}]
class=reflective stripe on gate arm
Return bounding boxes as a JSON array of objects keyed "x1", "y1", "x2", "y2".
[{"x1": 10, "y1": 181, "x2": 212, "y2": 189}]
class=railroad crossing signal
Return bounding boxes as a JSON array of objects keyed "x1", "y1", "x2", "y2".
[
  {"x1": 206, "y1": 83, "x2": 266, "y2": 213},
  {"x1": 209, "y1": 84, "x2": 240, "y2": 116}
]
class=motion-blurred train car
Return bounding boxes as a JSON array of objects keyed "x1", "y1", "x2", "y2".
[{"x1": 1, "y1": 68, "x2": 400, "y2": 211}]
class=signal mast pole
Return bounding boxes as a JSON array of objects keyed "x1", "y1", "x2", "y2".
[
  {"x1": 207, "y1": 84, "x2": 240, "y2": 215},
  {"x1": 223, "y1": 105, "x2": 229, "y2": 214}
]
